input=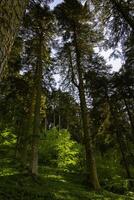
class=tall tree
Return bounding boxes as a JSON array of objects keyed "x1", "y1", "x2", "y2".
[
  {"x1": 0, "y1": 0, "x2": 54, "y2": 78},
  {"x1": 55, "y1": 0, "x2": 101, "y2": 190},
  {"x1": 0, "y1": 0, "x2": 29, "y2": 77},
  {"x1": 21, "y1": 1, "x2": 54, "y2": 175}
]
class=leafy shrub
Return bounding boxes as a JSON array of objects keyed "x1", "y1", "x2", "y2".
[
  {"x1": 0, "y1": 129, "x2": 16, "y2": 160},
  {"x1": 97, "y1": 150, "x2": 122, "y2": 182},
  {"x1": 0, "y1": 128, "x2": 16, "y2": 146},
  {"x1": 39, "y1": 128, "x2": 84, "y2": 171},
  {"x1": 96, "y1": 150, "x2": 132, "y2": 194}
]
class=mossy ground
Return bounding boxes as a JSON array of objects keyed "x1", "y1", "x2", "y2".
[{"x1": 0, "y1": 165, "x2": 134, "y2": 200}]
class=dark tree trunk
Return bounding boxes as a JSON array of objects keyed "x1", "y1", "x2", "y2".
[
  {"x1": 20, "y1": 92, "x2": 35, "y2": 169},
  {"x1": 30, "y1": 33, "x2": 42, "y2": 175},
  {"x1": 0, "y1": 0, "x2": 29, "y2": 77},
  {"x1": 15, "y1": 121, "x2": 24, "y2": 159},
  {"x1": 116, "y1": 130, "x2": 133, "y2": 187},
  {"x1": 107, "y1": 95, "x2": 133, "y2": 187},
  {"x1": 123, "y1": 98, "x2": 134, "y2": 135},
  {"x1": 73, "y1": 24, "x2": 100, "y2": 190}
]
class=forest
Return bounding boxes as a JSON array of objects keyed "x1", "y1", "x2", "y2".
[{"x1": 0, "y1": 0, "x2": 134, "y2": 199}]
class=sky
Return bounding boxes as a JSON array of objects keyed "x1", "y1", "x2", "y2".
[
  {"x1": 50, "y1": 0, "x2": 63, "y2": 10},
  {"x1": 49, "y1": 0, "x2": 122, "y2": 72},
  {"x1": 99, "y1": 49, "x2": 122, "y2": 72}
]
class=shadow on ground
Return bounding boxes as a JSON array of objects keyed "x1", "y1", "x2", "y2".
[{"x1": 0, "y1": 167, "x2": 133, "y2": 200}]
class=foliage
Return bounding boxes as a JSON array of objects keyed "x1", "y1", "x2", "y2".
[
  {"x1": 0, "y1": 0, "x2": 134, "y2": 195},
  {"x1": 45, "y1": 90, "x2": 82, "y2": 141},
  {"x1": 0, "y1": 129, "x2": 16, "y2": 146},
  {"x1": 39, "y1": 128, "x2": 84, "y2": 171},
  {"x1": 0, "y1": 165, "x2": 133, "y2": 200},
  {"x1": 90, "y1": 0, "x2": 133, "y2": 48},
  {"x1": 97, "y1": 150, "x2": 121, "y2": 180}
]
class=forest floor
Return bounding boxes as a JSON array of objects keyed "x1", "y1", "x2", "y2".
[{"x1": 0, "y1": 160, "x2": 134, "y2": 200}]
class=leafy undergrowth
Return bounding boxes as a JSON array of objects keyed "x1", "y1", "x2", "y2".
[{"x1": 0, "y1": 166, "x2": 134, "y2": 200}]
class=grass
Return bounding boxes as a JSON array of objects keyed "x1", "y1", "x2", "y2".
[{"x1": 0, "y1": 165, "x2": 134, "y2": 200}]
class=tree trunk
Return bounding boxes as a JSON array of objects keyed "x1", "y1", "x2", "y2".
[
  {"x1": 107, "y1": 96, "x2": 133, "y2": 187},
  {"x1": 73, "y1": 24, "x2": 100, "y2": 190},
  {"x1": 0, "y1": 0, "x2": 29, "y2": 77},
  {"x1": 30, "y1": 33, "x2": 42, "y2": 175},
  {"x1": 116, "y1": 130, "x2": 133, "y2": 187},
  {"x1": 20, "y1": 91, "x2": 35, "y2": 169},
  {"x1": 15, "y1": 121, "x2": 24, "y2": 159},
  {"x1": 123, "y1": 98, "x2": 134, "y2": 135}
]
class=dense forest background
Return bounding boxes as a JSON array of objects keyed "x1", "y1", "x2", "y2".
[{"x1": 0, "y1": 0, "x2": 134, "y2": 199}]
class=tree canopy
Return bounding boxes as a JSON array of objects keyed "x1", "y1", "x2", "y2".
[{"x1": 0, "y1": 0, "x2": 134, "y2": 199}]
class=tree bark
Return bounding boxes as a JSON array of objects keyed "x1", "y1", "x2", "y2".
[
  {"x1": 116, "y1": 130, "x2": 133, "y2": 187},
  {"x1": 0, "y1": 0, "x2": 29, "y2": 78},
  {"x1": 73, "y1": 24, "x2": 100, "y2": 190},
  {"x1": 30, "y1": 33, "x2": 42, "y2": 175},
  {"x1": 107, "y1": 95, "x2": 133, "y2": 187},
  {"x1": 20, "y1": 91, "x2": 35, "y2": 169},
  {"x1": 123, "y1": 98, "x2": 134, "y2": 134}
]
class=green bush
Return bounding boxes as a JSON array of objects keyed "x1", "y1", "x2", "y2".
[
  {"x1": 96, "y1": 151, "x2": 132, "y2": 194},
  {"x1": 97, "y1": 150, "x2": 121, "y2": 181},
  {"x1": 39, "y1": 128, "x2": 84, "y2": 171},
  {"x1": 0, "y1": 129, "x2": 16, "y2": 161},
  {"x1": 0, "y1": 128, "x2": 16, "y2": 146}
]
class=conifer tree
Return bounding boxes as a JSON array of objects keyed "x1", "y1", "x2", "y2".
[
  {"x1": 55, "y1": 0, "x2": 101, "y2": 190},
  {"x1": 0, "y1": 0, "x2": 29, "y2": 77}
]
